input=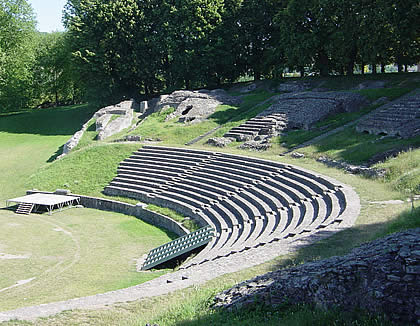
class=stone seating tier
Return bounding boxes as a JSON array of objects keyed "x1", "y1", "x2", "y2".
[{"x1": 104, "y1": 146, "x2": 354, "y2": 267}]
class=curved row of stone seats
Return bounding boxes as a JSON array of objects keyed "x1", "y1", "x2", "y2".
[{"x1": 104, "y1": 145, "x2": 351, "y2": 268}]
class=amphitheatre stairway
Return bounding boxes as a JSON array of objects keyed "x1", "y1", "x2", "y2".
[{"x1": 105, "y1": 145, "x2": 358, "y2": 269}]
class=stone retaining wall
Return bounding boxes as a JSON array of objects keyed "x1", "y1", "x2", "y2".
[
  {"x1": 26, "y1": 190, "x2": 189, "y2": 237},
  {"x1": 214, "y1": 228, "x2": 420, "y2": 325}
]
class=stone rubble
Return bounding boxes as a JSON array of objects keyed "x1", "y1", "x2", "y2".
[
  {"x1": 147, "y1": 89, "x2": 241, "y2": 124},
  {"x1": 316, "y1": 156, "x2": 386, "y2": 178},
  {"x1": 277, "y1": 81, "x2": 311, "y2": 93},
  {"x1": 205, "y1": 137, "x2": 234, "y2": 147},
  {"x1": 223, "y1": 91, "x2": 368, "y2": 151},
  {"x1": 214, "y1": 228, "x2": 420, "y2": 325},
  {"x1": 239, "y1": 139, "x2": 272, "y2": 151},
  {"x1": 356, "y1": 89, "x2": 420, "y2": 139},
  {"x1": 60, "y1": 100, "x2": 137, "y2": 158},
  {"x1": 95, "y1": 100, "x2": 136, "y2": 140}
]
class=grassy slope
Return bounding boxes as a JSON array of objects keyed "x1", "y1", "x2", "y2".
[
  {"x1": 2, "y1": 73, "x2": 420, "y2": 325},
  {"x1": 125, "y1": 90, "x2": 274, "y2": 146},
  {"x1": 0, "y1": 105, "x2": 96, "y2": 202},
  {"x1": 0, "y1": 106, "x2": 175, "y2": 311}
]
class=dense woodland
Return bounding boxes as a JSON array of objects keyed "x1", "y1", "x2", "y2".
[{"x1": 0, "y1": 0, "x2": 418, "y2": 112}]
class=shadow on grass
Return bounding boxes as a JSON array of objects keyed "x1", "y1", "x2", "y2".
[
  {"x1": 47, "y1": 145, "x2": 65, "y2": 162},
  {"x1": 304, "y1": 126, "x2": 420, "y2": 164},
  {"x1": 0, "y1": 104, "x2": 97, "y2": 136}
]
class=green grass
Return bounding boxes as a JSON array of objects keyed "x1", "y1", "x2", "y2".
[
  {"x1": 147, "y1": 204, "x2": 201, "y2": 231},
  {"x1": 1, "y1": 76, "x2": 419, "y2": 325},
  {"x1": 376, "y1": 149, "x2": 420, "y2": 194},
  {"x1": 72, "y1": 118, "x2": 98, "y2": 151},
  {"x1": 128, "y1": 90, "x2": 274, "y2": 146},
  {"x1": 376, "y1": 206, "x2": 420, "y2": 237},
  {"x1": 26, "y1": 143, "x2": 140, "y2": 197},
  {"x1": 297, "y1": 126, "x2": 420, "y2": 165},
  {"x1": 0, "y1": 207, "x2": 173, "y2": 311},
  {"x1": 0, "y1": 106, "x2": 176, "y2": 312},
  {"x1": 0, "y1": 104, "x2": 97, "y2": 203},
  {"x1": 278, "y1": 87, "x2": 417, "y2": 149}
]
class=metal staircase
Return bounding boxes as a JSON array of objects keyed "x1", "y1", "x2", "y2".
[
  {"x1": 141, "y1": 225, "x2": 214, "y2": 270},
  {"x1": 15, "y1": 203, "x2": 34, "y2": 215}
]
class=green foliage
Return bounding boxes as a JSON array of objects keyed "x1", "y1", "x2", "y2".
[
  {"x1": 31, "y1": 32, "x2": 83, "y2": 107},
  {"x1": 0, "y1": 0, "x2": 37, "y2": 112}
]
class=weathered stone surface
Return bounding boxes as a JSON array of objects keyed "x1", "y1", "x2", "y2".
[
  {"x1": 356, "y1": 89, "x2": 420, "y2": 139},
  {"x1": 60, "y1": 100, "x2": 137, "y2": 158},
  {"x1": 277, "y1": 81, "x2": 310, "y2": 93},
  {"x1": 214, "y1": 228, "x2": 420, "y2": 325},
  {"x1": 264, "y1": 91, "x2": 369, "y2": 130},
  {"x1": 95, "y1": 100, "x2": 136, "y2": 140},
  {"x1": 316, "y1": 156, "x2": 386, "y2": 178},
  {"x1": 223, "y1": 91, "x2": 368, "y2": 148},
  {"x1": 291, "y1": 152, "x2": 305, "y2": 159},
  {"x1": 148, "y1": 89, "x2": 241, "y2": 124},
  {"x1": 239, "y1": 140, "x2": 272, "y2": 151},
  {"x1": 205, "y1": 137, "x2": 234, "y2": 147},
  {"x1": 62, "y1": 121, "x2": 91, "y2": 156}
]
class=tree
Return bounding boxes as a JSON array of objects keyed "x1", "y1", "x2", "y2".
[
  {"x1": 32, "y1": 32, "x2": 83, "y2": 107},
  {"x1": 275, "y1": 0, "x2": 338, "y2": 76},
  {"x1": 235, "y1": 0, "x2": 279, "y2": 80},
  {"x1": 0, "y1": 0, "x2": 36, "y2": 112}
]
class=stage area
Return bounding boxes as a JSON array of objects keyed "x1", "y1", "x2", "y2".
[{"x1": 6, "y1": 193, "x2": 80, "y2": 215}]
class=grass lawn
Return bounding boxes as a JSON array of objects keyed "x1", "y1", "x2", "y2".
[
  {"x1": 296, "y1": 126, "x2": 420, "y2": 164},
  {"x1": 0, "y1": 105, "x2": 175, "y2": 312},
  {"x1": 0, "y1": 207, "x2": 173, "y2": 311},
  {"x1": 1, "y1": 75, "x2": 419, "y2": 325}
]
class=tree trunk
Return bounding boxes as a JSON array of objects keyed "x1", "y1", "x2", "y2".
[
  {"x1": 361, "y1": 62, "x2": 365, "y2": 75},
  {"x1": 346, "y1": 47, "x2": 356, "y2": 75},
  {"x1": 299, "y1": 66, "x2": 305, "y2": 77},
  {"x1": 254, "y1": 69, "x2": 261, "y2": 81},
  {"x1": 318, "y1": 51, "x2": 329, "y2": 77},
  {"x1": 397, "y1": 63, "x2": 403, "y2": 73},
  {"x1": 404, "y1": 64, "x2": 408, "y2": 72},
  {"x1": 372, "y1": 63, "x2": 377, "y2": 74},
  {"x1": 381, "y1": 63, "x2": 386, "y2": 73}
]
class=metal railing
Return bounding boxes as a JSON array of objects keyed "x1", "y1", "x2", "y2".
[{"x1": 141, "y1": 225, "x2": 214, "y2": 270}]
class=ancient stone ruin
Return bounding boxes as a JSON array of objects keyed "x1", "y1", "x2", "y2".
[
  {"x1": 214, "y1": 228, "x2": 420, "y2": 325},
  {"x1": 61, "y1": 99, "x2": 137, "y2": 157},
  {"x1": 94, "y1": 100, "x2": 136, "y2": 140},
  {"x1": 223, "y1": 91, "x2": 368, "y2": 146},
  {"x1": 146, "y1": 89, "x2": 241, "y2": 123},
  {"x1": 356, "y1": 89, "x2": 420, "y2": 138}
]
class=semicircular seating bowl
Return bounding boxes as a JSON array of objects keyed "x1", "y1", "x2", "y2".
[{"x1": 105, "y1": 145, "x2": 354, "y2": 269}]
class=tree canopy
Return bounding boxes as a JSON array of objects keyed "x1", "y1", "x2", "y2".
[{"x1": 0, "y1": 0, "x2": 418, "y2": 111}]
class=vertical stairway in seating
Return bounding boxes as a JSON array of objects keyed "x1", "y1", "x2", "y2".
[{"x1": 15, "y1": 203, "x2": 34, "y2": 215}]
